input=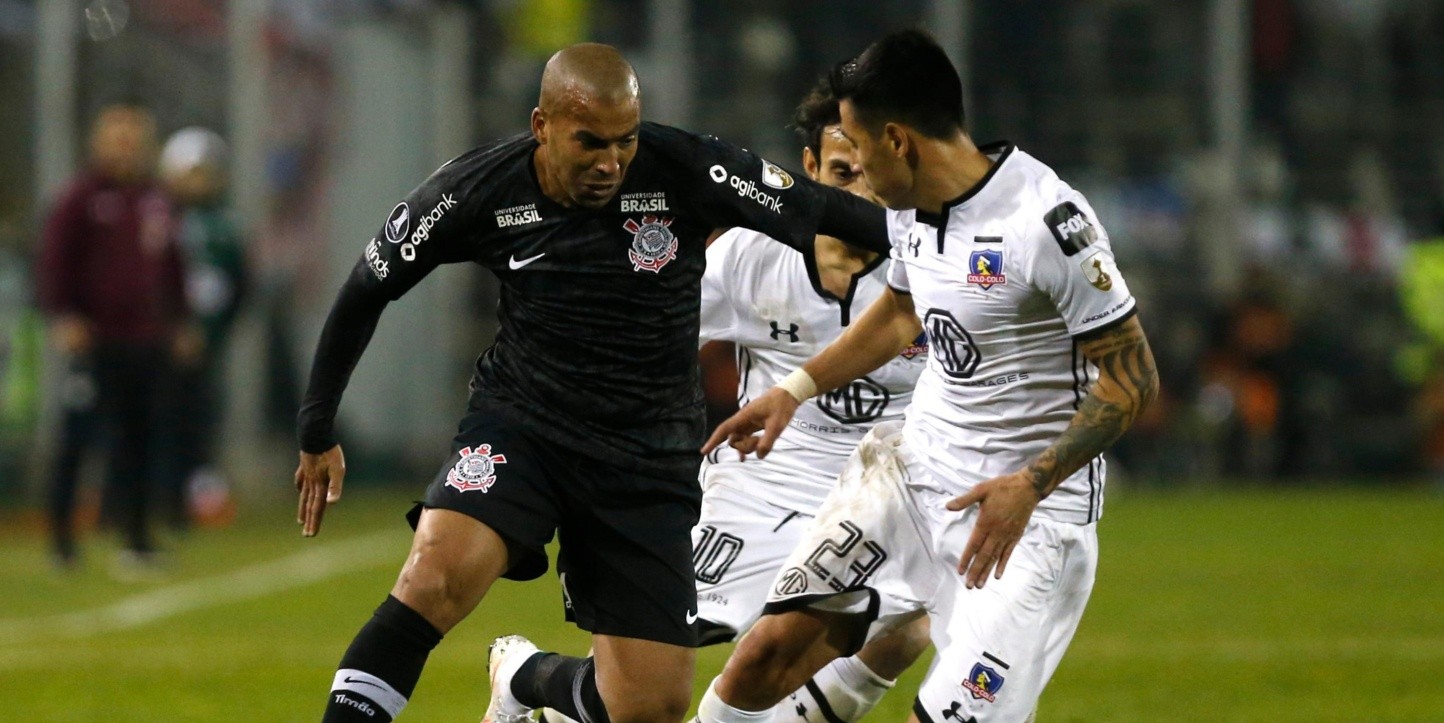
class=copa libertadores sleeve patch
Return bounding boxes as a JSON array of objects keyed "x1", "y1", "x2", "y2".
[{"x1": 1045, "y1": 202, "x2": 1098, "y2": 257}]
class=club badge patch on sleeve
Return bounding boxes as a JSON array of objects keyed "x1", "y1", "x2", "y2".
[
  {"x1": 760, "y1": 159, "x2": 794, "y2": 189},
  {"x1": 1045, "y1": 202, "x2": 1098, "y2": 256},
  {"x1": 1080, "y1": 250, "x2": 1115, "y2": 291},
  {"x1": 384, "y1": 202, "x2": 410, "y2": 244}
]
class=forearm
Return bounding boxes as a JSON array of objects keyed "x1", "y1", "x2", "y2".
[
  {"x1": 800, "y1": 288, "x2": 921, "y2": 394},
  {"x1": 296, "y1": 265, "x2": 389, "y2": 453},
  {"x1": 1024, "y1": 316, "x2": 1159, "y2": 497},
  {"x1": 817, "y1": 185, "x2": 890, "y2": 256}
]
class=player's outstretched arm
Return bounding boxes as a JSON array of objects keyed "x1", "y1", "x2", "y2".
[
  {"x1": 294, "y1": 266, "x2": 390, "y2": 536},
  {"x1": 703, "y1": 287, "x2": 920, "y2": 459},
  {"x1": 948, "y1": 315, "x2": 1158, "y2": 588}
]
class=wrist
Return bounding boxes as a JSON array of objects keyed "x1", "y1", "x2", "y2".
[
  {"x1": 776, "y1": 368, "x2": 818, "y2": 403},
  {"x1": 1021, "y1": 462, "x2": 1052, "y2": 500}
]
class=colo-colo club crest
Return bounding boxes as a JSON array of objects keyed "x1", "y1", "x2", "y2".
[
  {"x1": 446, "y1": 444, "x2": 507, "y2": 493},
  {"x1": 624, "y1": 215, "x2": 678, "y2": 273}
]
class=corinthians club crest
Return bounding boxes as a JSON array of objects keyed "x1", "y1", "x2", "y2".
[
  {"x1": 623, "y1": 215, "x2": 678, "y2": 273},
  {"x1": 445, "y1": 444, "x2": 507, "y2": 493}
]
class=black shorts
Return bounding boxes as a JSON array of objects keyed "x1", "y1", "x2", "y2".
[{"x1": 409, "y1": 403, "x2": 702, "y2": 647}]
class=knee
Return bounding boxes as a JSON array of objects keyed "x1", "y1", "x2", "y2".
[
  {"x1": 392, "y1": 540, "x2": 476, "y2": 631},
  {"x1": 897, "y1": 615, "x2": 932, "y2": 658},
  {"x1": 392, "y1": 510, "x2": 509, "y2": 631},
  {"x1": 392, "y1": 559, "x2": 458, "y2": 623},
  {"x1": 721, "y1": 626, "x2": 797, "y2": 692},
  {"x1": 860, "y1": 615, "x2": 932, "y2": 679}
]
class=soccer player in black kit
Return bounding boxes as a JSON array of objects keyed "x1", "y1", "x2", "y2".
[{"x1": 294, "y1": 44, "x2": 889, "y2": 723}]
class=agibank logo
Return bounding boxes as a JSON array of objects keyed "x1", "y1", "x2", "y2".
[
  {"x1": 393, "y1": 193, "x2": 457, "y2": 261},
  {"x1": 709, "y1": 164, "x2": 784, "y2": 213}
]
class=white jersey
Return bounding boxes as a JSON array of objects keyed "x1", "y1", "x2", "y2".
[
  {"x1": 887, "y1": 143, "x2": 1136, "y2": 524},
  {"x1": 700, "y1": 227, "x2": 928, "y2": 513}
]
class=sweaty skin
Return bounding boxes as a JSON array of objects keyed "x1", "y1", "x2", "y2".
[{"x1": 537, "y1": 43, "x2": 641, "y2": 117}]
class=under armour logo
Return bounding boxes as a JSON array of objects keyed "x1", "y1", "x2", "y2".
[
  {"x1": 788, "y1": 691, "x2": 807, "y2": 718},
  {"x1": 942, "y1": 701, "x2": 976, "y2": 723},
  {"x1": 908, "y1": 235, "x2": 922, "y2": 257},
  {"x1": 770, "y1": 321, "x2": 799, "y2": 342}
]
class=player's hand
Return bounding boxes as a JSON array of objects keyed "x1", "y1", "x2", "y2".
[
  {"x1": 702, "y1": 387, "x2": 802, "y2": 460},
  {"x1": 946, "y1": 470, "x2": 1041, "y2": 589},
  {"x1": 295, "y1": 445, "x2": 346, "y2": 537}
]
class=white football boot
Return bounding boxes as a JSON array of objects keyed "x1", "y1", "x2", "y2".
[{"x1": 483, "y1": 635, "x2": 541, "y2": 723}]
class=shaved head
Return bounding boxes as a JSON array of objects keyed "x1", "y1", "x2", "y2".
[{"x1": 538, "y1": 43, "x2": 640, "y2": 117}]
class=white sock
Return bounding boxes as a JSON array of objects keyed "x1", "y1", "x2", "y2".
[
  {"x1": 774, "y1": 656, "x2": 893, "y2": 722},
  {"x1": 695, "y1": 678, "x2": 777, "y2": 723}
]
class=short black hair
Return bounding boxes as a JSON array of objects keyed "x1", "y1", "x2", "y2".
[
  {"x1": 790, "y1": 78, "x2": 840, "y2": 157},
  {"x1": 829, "y1": 29, "x2": 965, "y2": 139}
]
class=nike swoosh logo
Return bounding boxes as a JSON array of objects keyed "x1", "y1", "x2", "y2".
[
  {"x1": 685, "y1": 610, "x2": 699, "y2": 625},
  {"x1": 508, "y1": 252, "x2": 546, "y2": 270},
  {"x1": 343, "y1": 677, "x2": 385, "y2": 690}
]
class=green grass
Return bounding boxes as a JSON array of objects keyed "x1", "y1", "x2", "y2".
[{"x1": 2, "y1": 486, "x2": 1441, "y2": 721}]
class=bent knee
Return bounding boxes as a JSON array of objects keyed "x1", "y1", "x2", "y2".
[
  {"x1": 723, "y1": 627, "x2": 800, "y2": 688},
  {"x1": 392, "y1": 524, "x2": 503, "y2": 630}
]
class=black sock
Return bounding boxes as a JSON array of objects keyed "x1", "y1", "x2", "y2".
[
  {"x1": 322, "y1": 596, "x2": 444, "y2": 722},
  {"x1": 511, "y1": 653, "x2": 610, "y2": 723}
]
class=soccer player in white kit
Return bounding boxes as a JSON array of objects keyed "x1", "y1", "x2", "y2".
[
  {"x1": 693, "y1": 84, "x2": 932, "y2": 721},
  {"x1": 695, "y1": 30, "x2": 1159, "y2": 723}
]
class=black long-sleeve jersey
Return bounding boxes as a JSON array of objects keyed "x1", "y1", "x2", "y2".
[{"x1": 298, "y1": 121, "x2": 889, "y2": 479}]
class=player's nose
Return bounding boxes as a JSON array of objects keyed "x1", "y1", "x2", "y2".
[{"x1": 594, "y1": 148, "x2": 622, "y2": 177}]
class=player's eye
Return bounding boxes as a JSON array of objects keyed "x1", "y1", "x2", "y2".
[{"x1": 618, "y1": 137, "x2": 636, "y2": 149}]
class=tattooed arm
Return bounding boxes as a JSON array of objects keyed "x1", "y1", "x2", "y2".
[
  {"x1": 947, "y1": 314, "x2": 1159, "y2": 588},
  {"x1": 1026, "y1": 315, "x2": 1159, "y2": 495}
]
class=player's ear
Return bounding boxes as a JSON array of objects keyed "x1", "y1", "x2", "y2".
[
  {"x1": 882, "y1": 122, "x2": 907, "y2": 159},
  {"x1": 530, "y1": 107, "x2": 548, "y2": 144},
  {"x1": 802, "y1": 146, "x2": 820, "y2": 181}
]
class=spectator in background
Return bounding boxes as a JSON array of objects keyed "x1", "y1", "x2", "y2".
[
  {"x1": 36, "y1": 102, "x2": 194, "y2": 571},
  {"x1": 1201, "y1": 269, "x2": 1295, "y2": 478},
  {"x1": 155, "y1": 127, "x2": 246, "y2": 529}
]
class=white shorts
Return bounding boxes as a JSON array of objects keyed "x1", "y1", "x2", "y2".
[
  {"x1": 764, "y1": 421, "x2": 1098, "y2": 722},
  {"x1": 692, "y1": 473, "x2": 815, "y2": 640}
]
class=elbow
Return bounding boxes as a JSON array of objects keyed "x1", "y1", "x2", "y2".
[{"x1": 1140, "y1": 370, "x2": 1161, "y2": 415}]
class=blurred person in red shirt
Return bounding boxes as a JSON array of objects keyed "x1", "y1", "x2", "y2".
[{"x1": 36, "y1": 101, "x2": 195, "y2": 571}]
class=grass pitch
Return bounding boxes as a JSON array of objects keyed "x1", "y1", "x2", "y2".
[{"x1": 1, "y1": 485, "x2": 1441, "y2": 721}]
